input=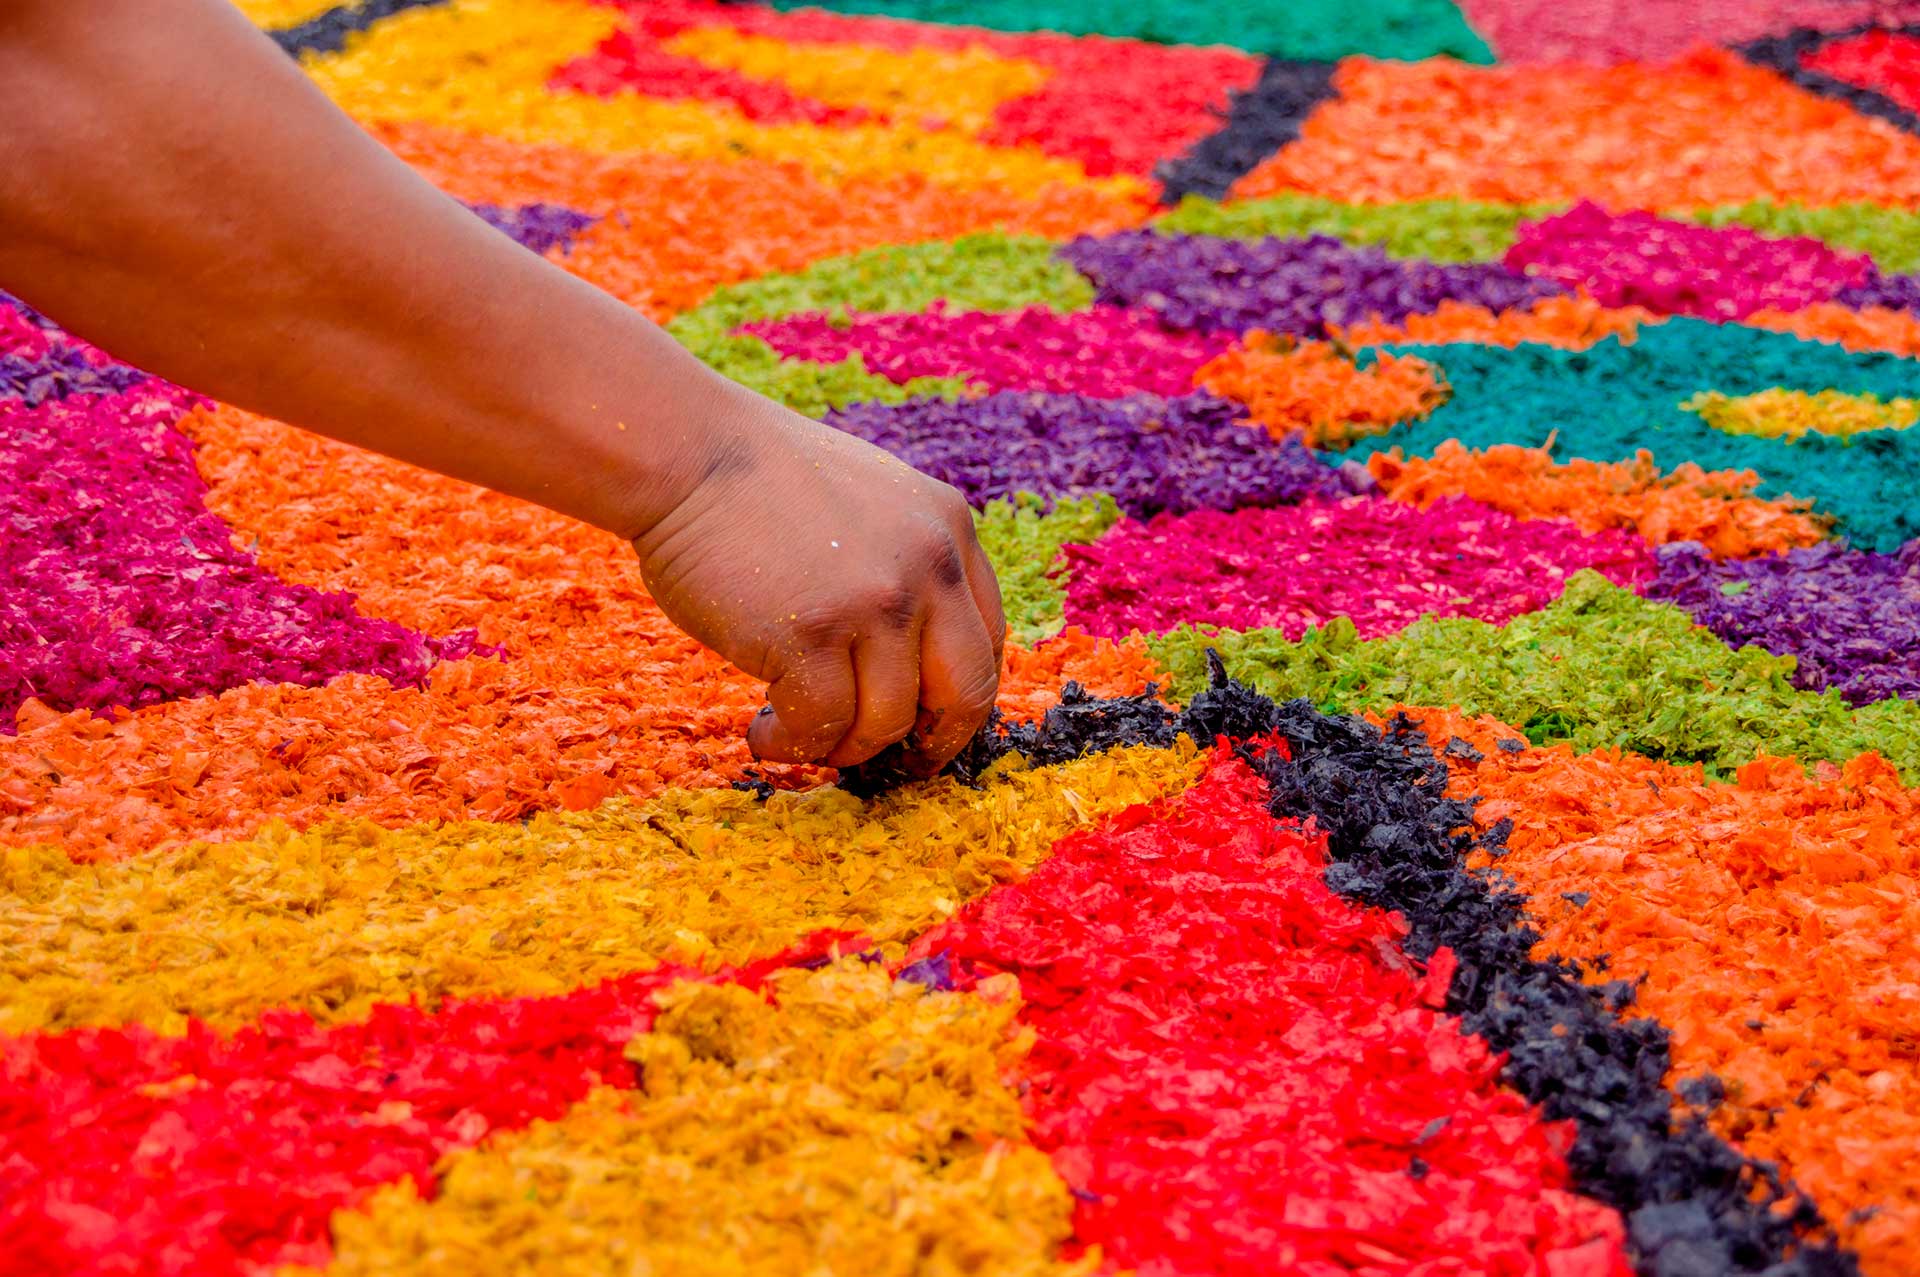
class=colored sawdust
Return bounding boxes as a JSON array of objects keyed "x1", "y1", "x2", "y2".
[
  {"x1": 0, "y1": 742, "x2": 1198, "y2": 1034},
  {"x1": 1061, "y1": 496, "x2": 1653, "y2": 640},
  {"x1": 912, "y1": 750, "x2": 1629, "y2": 1274},
  {"x1": 1746, "y1": 302, "x2": 1920, "y2": 358},
  {"x1": 1368, "y1": 441, "x2": 1830, "y2": 558},
  {"x1": 1685, "y1": 388, "x2": 1920, "y2": 442},
  {"x1": 1336, "y1": 295, "x2": 1657, "y2": 350},
  {"x1": 1234, "y1": 50, "x2": 1920, "y2": 208},
  {"x1": 0, "y1": 404, "x2": 1156, "y2": 857},
  {"x1": 367, "y1": 118, "x2": 1145, "y2": 324},
  {"x1": 1147, "y1": 572, "x2": 1920, "y2": 783},
  {"x1": 232, "y1": 0, "x2": 346, "y2": 25},
  {"x1": 306, "y1": 965, "x2": 1085, "y2": 1277},
  {"x1": 1803, "y1": 29, "x2": 1920, "y2": 115},
  {"x1": 303, "y1": 0, "x2": 1147, "y2": 201},
  {"x1": 1192, "y1": 335, "x2": 1446, "y2": 446},
  {"x1": 1395, "y1": 704, "x2": 1920, "y2": 1276},
  {"x1": 657, "y1": 26, "x2": 1050, "y2": 132}
]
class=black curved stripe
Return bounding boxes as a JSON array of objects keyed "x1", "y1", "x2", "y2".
[
  {"x1": 1154, "y1": 58, "x2": 1339, "y2": 204},
  {"x1": 844, "y1": 665, "x2": 1862, "y2": 1276},
  {"x1": 268, "y1": 0, "x2": 450, "y2": 58},
  {"x1": 1738, "y1": 25, "x2": 1920, "y2": 139}
]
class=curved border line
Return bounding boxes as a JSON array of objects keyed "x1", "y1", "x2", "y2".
[{"x1": 1737, "y1": 24, "x2": 1920, "y2": 140}]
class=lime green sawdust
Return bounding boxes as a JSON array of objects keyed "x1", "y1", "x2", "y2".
[
  {"x1": 975, "y1": 493, "x2": 1122, "y2": 644},
  {"x1": 1153, "y1": 195, "x2": 1553, "y2": 262},
  {"x1": 1152, "y1": 197, "x2": 1920, "y2": 276},
  {"x1": 667, "y1": 236, "x2": 1092, "y2": 416},
  {"x1": 1679, "y1": 202, "x2": 1920, "y2": 275},
  {"x1": 1147, "y1": 572, "x2": 1920, "y2": 782}
]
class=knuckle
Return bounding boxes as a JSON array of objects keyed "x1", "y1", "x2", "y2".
[
  {"x1": 858, "y1": 585, "x2": 920, "y2": 631},
  {"x1": 911, "y1": 521, "x2": 967, "y2": 589},
  {"x1": 785, "y1": 605, "x2": 853, "y2": 649}
]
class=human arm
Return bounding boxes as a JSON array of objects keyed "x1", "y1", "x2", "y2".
[{"x1": 0, "y1": 0, "x2": 1005, "y2": 770}]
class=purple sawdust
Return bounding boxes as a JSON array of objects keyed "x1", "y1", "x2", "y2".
[
  {"x1": 464, "y1": 201, "x2": 600, "y2": 255},
  {"x1": 822, "y1": 390, "x2": 1366, "y2": 516},
  {"x1": 1646, "y1": 540, "x2": 1920, "y2": 705},
  {"x1": 1056, "y1": 229, "x2": 1561, "y2": 335},
  {"x1": 741, "y1": 302, "x2": 1234, "y2": 398},
  {"x1": 1834, "y1": 267, "x2": 1920, "y2": 313},
  {"x1": 0, "y1": 299, "x2": 148, "y2": 407},
  {"x1": 1505, "y1": 201, "x2": 1872, "y2": 320},
  {"x1": 1, "y1": 389, "x2": 483, "y2": 728},
  {"x1": 1061, "y1": 495, "x2": 1654, "y2": 638}
]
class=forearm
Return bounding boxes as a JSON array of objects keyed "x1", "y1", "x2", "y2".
[{"x1": 0, "y1": 0, "x2": 740, "y2": 537}]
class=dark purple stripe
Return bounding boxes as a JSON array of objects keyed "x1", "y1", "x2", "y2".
[
  {"x1": 1646, "y1": 540, "x2": 1920, "y2": 706},
  {"x1": 822, "y1": 390, "x2": 1366, "y2": 518},
  {"x1": 1056, "y1": 229, "x2": 1562, "y2": 336},
  {"x1": 1833, "y1": 266, "x2": 1920, "y2": 313}
]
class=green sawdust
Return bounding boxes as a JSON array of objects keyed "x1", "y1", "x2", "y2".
[
  {"x1": 1679, "y1": 202, "x2": 1920, "y2": 275},
  {"x1": 1153, "y1": 194, "x2": 1551, "y2": 262},
  {"x1": 1147, "y1": 572, "x2": 1920, "y2": 782},
  {"x1": 974, "y1": 493, "x2": 1121, "y2": 644},
  {"x1": 667, "y1": 236, "x2": 1091, "y2": 415},
  {"x1": 1152, "y1": 197, "x2": 1920, "y2": 277}
]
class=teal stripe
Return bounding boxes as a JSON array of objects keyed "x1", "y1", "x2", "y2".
[{"x1": 761, "y1": 0, "x2": 1495, "y2": 63}]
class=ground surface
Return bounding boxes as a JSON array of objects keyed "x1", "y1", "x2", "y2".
[{"x1": 4, "y1": 2, "x2": 1920, "y2": 1275}]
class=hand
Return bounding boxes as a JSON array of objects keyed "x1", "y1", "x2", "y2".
[{"x1": 631, "y1": 394, "x2": 1006, "y2": 774}]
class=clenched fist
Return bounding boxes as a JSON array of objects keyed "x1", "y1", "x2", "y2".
[{"x1": 634, "y1": 396, "x2": 1005, "y2": 774}]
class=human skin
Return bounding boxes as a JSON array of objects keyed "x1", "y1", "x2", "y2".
[{"x1": 0, "y1": 0, "x2": 1005, "y2": 772}]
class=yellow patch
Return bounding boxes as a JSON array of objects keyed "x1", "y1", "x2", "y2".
[
  {"x1": 0, "y1": 744, "x2": 1199, "y2": 1034},
  {"x1": 301, "y1": 963, "x2": 1092, "y2": 1277},
  {"x1": 231, "y1": 0, "x2": 345, "y2": 28},
  {"x1": 1684, "y1": 388, "x2": 1920, "y2": 442},
  {"x1": 302, "y1": 0, "x2": 1141, "y2": 199},
  {"x1": 662, "y1": 27, "x2": 1050, "y2": 133}
]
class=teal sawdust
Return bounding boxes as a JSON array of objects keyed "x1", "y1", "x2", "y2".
[
  {"x1": 760, "y1": 0, "x2": 1496, "y2": 62},
  {"x1": 1342, "y1": 319, "x2": 1920, "y2": 551}
]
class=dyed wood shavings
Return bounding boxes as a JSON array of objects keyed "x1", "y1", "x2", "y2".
[{"x1": 5, "y1": 3, "x2": 1919, "y2": 1276}]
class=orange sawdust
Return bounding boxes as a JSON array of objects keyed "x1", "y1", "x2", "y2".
[
  {"x1": 1745, "y1": 303, "x2": 1920, "y2": 359},
  {"x1": 367, "y1": 118, "x2": 1150, "y2": 321},
  {"x1": 1334, "y1": 296, "x2": 1658, "y2": 350},
  {"x1": 0, "y1": 407, "x2": 1155, "y2": 859},
  {"x1": 1191, "y1": 334, "x2": 1446, "y2": 447},
  {"x1": 1233, "y1": 50, "x2": 1920, "y2": 209},
  {"x1": 1383, "y1": 703, "x2": 1920, "y2": 1277},
  {"x1": 1369, "y1": 440, "x2": 1829, "y2": 559}
]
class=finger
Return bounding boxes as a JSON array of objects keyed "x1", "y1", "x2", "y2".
[
  {"x1": 824, "y1": 626, "x2": 923, "y2": 768},
  {"x1": 747, "y1": 640, "x2": 857, "y2": 764},
  {"x1": 963, "y1": 535, "x2": 1008, "y2": 671},
  {"x1": 903, "y1": 589, "x2": 1000, "y2": 773}
]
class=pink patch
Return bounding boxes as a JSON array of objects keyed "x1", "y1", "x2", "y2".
[
  {"x1": 1443, "y1": 0, "x2": 1912, "y2": 63},
  {"x1": 1504, "y1": 201, "x2": 1871, "y2": 321},
  {"x1": 1453, "y1": 0, "x2": 1920, "y2": 64},
  {"x1": 1060, "y1": 495, "x2": 1655, "y2": 639},
  {"x1": 742, "y1": 303, "x2": 1235, "y2": 398}
]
